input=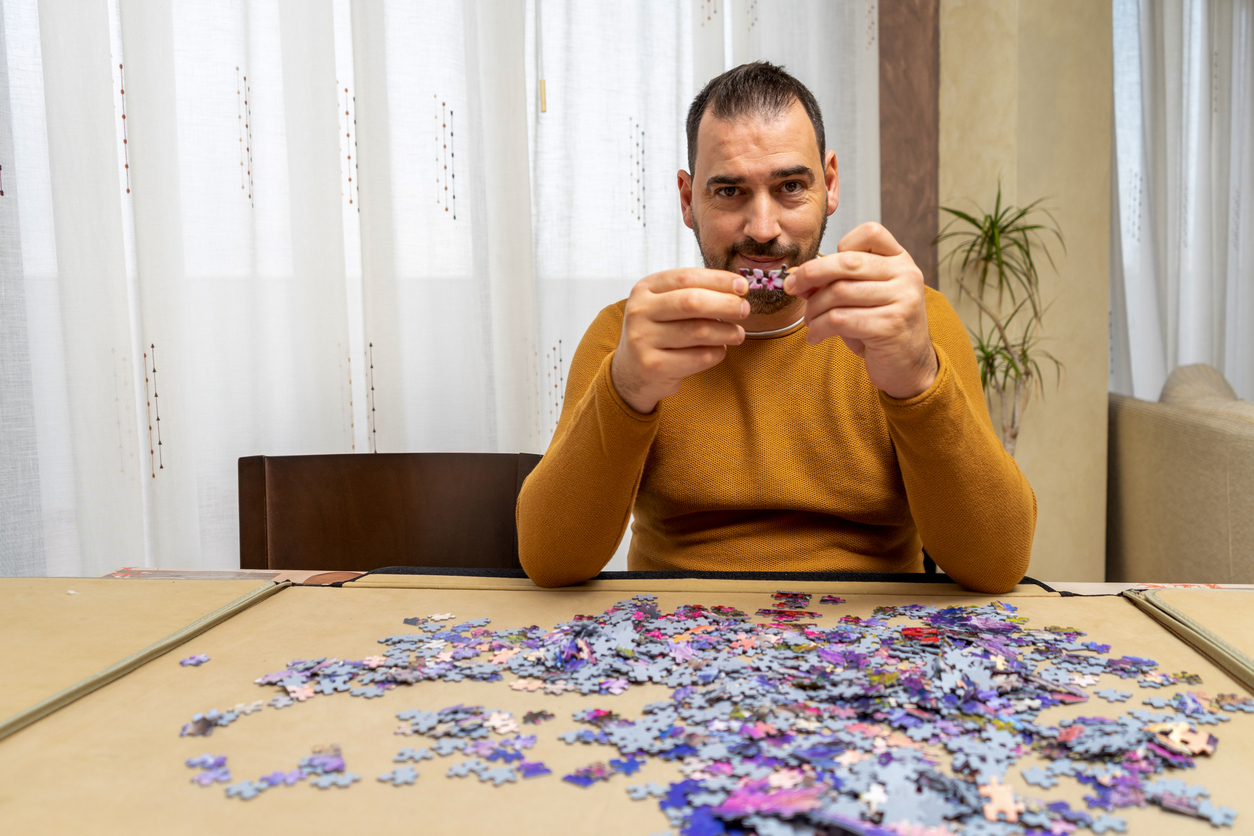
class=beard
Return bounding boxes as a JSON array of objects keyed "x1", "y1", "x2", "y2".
[{"x1": 692, "y1": 214, "x2": 828, "y2": 316}]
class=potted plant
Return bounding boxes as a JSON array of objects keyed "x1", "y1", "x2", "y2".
[{"x1": 934, "y1": 183, "x2": 1066, "y2": 457}]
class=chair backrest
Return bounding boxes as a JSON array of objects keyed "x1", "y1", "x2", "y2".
[{"x1": 239, "y1": 453, "x2": 542, "y2": 572}]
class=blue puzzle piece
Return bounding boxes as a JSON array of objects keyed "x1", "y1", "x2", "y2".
[
  {"x1": 478, "y1": 766, "x2": 518, "y2": 785},
  {"x1": 1021, "y1": 766, "x2": 1058, "y2": 788},
  {"x1": 1091, "y1": 814, "x2": 1128, "y2": 833},
  {"x1": 224, "y1": 780, "x2": 266, "y2": 800},
  {"x1": 376, "y1": 766, "x2": 419, "y2": 786},
  {"x1": 1197, "y1": 800, "x2": 1237, "y2": 827},
  {"x1": 310, "y1": 772, "x2": 360, "y2": 789}
]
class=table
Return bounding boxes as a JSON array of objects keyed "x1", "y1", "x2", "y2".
[
  {"x1": 0, "y1": 577, "x2": 276, "y2": 726},
  {"x1": 1, "y1": 573, "x2": 1251, "y2": 834}
]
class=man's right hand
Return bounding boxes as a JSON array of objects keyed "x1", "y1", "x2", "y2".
[{"x1": 610, "y1": 269, "x2": 750, "y2": 414}]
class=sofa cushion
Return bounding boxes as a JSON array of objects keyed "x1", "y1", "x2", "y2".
[
  {"x1": 1160, "y1": 363, "x2": 1239, "y2": 402},
  {"x1": 1159, "y1": 363, "x2": 1253, "y2": 425}
]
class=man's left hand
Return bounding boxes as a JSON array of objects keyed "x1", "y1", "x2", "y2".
[{"x1": 783, "y1": 222, "x2": 938, "y2": 400}]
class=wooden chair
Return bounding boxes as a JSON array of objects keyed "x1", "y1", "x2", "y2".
[{"x1": 238, "y1": 453, "x2": 541, "y2": 572}]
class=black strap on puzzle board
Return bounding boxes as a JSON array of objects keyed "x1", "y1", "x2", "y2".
[{"x1": 343, "y1": 565, "x2": 1060, "y2": 594}]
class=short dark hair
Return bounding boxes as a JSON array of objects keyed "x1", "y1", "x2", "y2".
[{"x1": 685, "y1": 62, "x2": 825, "y2": 174}]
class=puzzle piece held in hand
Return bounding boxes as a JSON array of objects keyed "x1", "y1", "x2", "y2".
[{"x1": 739, "y1": 266, "x2": 791, "y2": 291}]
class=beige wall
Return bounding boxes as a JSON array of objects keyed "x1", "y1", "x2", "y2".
[{"x1": 939, "y1": 1, "x2": 1112, "y2": 581}]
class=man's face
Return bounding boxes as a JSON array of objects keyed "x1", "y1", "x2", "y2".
[{"x1": 679, "y1": 100, "x2": 839, "y2": 315}]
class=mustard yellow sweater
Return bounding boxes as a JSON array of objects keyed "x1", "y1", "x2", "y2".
[{"x1": 517, "y1": 288, "x2": 1036, "y2": 593}]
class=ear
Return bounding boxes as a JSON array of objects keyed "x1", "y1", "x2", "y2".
[
  {"x1": 678, "y1": 169, "x2": 694, "y2": 230},
  {"x1": 824, "y1": 150, "x2": 839, "y2": 216}
]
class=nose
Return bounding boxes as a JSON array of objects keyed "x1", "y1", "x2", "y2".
[{"x1": 743, "y1": 192, "x2": 782, "y2": 243}]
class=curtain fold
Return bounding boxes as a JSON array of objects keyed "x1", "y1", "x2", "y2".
[
  {"x1": 1, "y1": 0, "x2": 881, "y2": 576},
  {"x1": 1111, "y1": 0, "x2": 1254, "y2": 401}
]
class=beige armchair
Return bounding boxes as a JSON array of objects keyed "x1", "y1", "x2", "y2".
[{"x1": 1107, "y1": 365, "x2": 1254, "y2": 583}]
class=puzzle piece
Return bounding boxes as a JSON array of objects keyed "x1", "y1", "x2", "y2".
[
  {"x1": 1197, "y1": 800, "x2": 1238, "y2": 827},
  {"x1": 224, "y1": 780, "x2": 266, "y2": 800},
  {"x1": 1093, "y1": 688, "x2": 1132, "y2": 702},
  {"x1": 1090, "y1": 814, "x2": 1128, "y2": 833},
  {"x1": 609, "y1": 757, "x2": 644, "y2": 776},
  {"x1": 739, "y1": 266, "x2": 791, "y2": 291},
  {"x1": 310, "y1": 772, "x2": 361, "y2": 789},
  {"x1": 627, "y1": 782, "x2": 669, "y2": 800},
  {"x1": 258, "y1": 770, "x2": 302, "y2": 787},
  {"x1": 478, "y1": 766, "x2": 518, "y2": 786},
  {"x1": 394, "y1": 747, "x2": 434, "y2": 762},
  {"x1": 979, "y1": 776, "x2": 1025, "y2": 823},
  {"x1": 1021, "y1": 766, "x2": 1058, "y2": 789},
  {"x1": 180, "y1": 654, "x2": 210, "y2": 667},
  {"x1": 518, "y1": 761, "x2": 552, "y2": 779},
  {"x1": 446, "y1": 759, "x2": 488, "y2": 778},
  {"x1": 377, "y1": 766, "x2": 419, "y2": 786}
]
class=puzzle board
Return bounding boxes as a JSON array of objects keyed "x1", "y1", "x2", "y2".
[
  {"x1": 0, "y1": 578, "x2": 273, "y2": 722},
  {"x1": 0, "y1": 580, "x2": 1250, "y2": 835}
]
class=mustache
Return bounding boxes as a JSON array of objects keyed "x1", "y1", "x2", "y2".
[{"x1": 727, "y1": 240, "x2": 801, "y2": 261}]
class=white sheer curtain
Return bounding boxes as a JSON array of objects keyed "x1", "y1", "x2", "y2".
[
  {"x1": 1111, "y1": 0, "x2": 1254, "y2": 400},
  {"x1": 0, "y1": 0, "x2": 879, "y2": 577}
]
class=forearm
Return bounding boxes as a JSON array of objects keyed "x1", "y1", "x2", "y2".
[
  {"x1": 517, "y1": 352, "x2": 660, "y2": 587},
  {"x1": 880, "y1": 346, "x2": 1036, "y2": 593}
]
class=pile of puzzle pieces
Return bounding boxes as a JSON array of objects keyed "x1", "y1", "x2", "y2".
[{"x1": 180, "y1": 592, "x2": 1252, "y2": 834}]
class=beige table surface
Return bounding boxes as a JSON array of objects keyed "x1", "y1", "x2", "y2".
[
  {"x1": 1, "y1": 579, "x2": 1251, "y2": 834},
  {"x1": 0, "y1": 577, "x2": 274, "y2": 723},
  {"x1": 1146, "y1": 588, "x2": 1254, "y2": 659}
]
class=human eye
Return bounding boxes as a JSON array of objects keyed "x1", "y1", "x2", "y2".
[
  {"x1": 716, "y1": 186, "x2": 740, "y2": 198},
  {"x1": 781, "y1": 180, "x2": 805, "y2": 194}
]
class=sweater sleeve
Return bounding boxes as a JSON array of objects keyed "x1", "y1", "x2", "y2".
[
  {"x1": 877, "y1": 289, "x2": 1037, "y2": 593},
  {"x1": 516, "y1": 303, "x2": 661, "y2": 587}
]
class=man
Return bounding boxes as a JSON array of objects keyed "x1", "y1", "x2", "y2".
[{"x1": 517, "y1": 62, "x2": 1035, "y2": 593}]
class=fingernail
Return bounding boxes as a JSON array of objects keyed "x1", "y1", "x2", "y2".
[
  {"x1": 783, "y1": 277, "x2": 794, "y2": 293},
  {"x1": 740, "y1": 300, "x2": 750, "y2": 317},
  {"x1": 733, "y1": 278, "x2": 748, "y2": 294}
]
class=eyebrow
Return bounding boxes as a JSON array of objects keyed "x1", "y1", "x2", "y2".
[{"x1": 705, "y1": 165, "x2": 817, "y2": 190}]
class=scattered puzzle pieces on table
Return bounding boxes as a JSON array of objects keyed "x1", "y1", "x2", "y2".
[{"x1": 176, "y1": 593, "x2": 1244, "y2": 834}]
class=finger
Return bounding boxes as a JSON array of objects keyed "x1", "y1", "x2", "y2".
[
  {"x1": 805, "y1": 277, "x2": 901, "y2": 312},
  {"x1": 649, "y1": 318, "x2": 745, "y2": 350},
  {"x1": 836, "y1": 221, "x2": 905, "y2": 257},
  {"x1": 804, "y1": 304, "x2": 902, "y2": 342},
  {"x1": 786, "y1": 250, "x2": 896, "y2": 298},
  {"x1": 654, "y1": 344, "x2": 729, "y2": 378},
  {"x1": 649, "y1": 287, "x2": 751, "y2": 323},
  {"x1": 646, "y1": 268, "x2": 748, "y2": 297}
]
